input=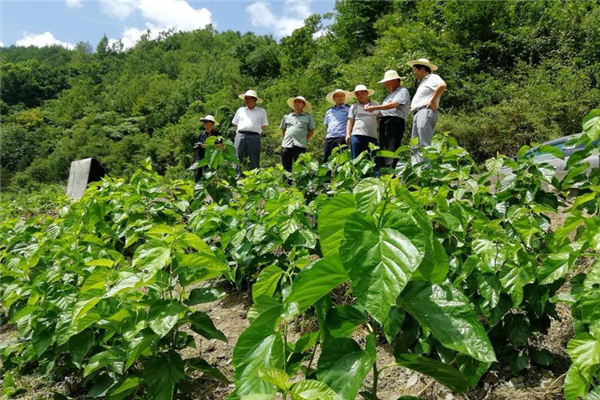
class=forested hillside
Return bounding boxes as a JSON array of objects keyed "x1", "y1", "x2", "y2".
[{"x1": 1, "y1": 0, "x2": 600, "y2": 190}]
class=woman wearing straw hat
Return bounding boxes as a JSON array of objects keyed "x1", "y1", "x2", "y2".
[
  {"x1": 364, "y1": 70, "x2": 411, "y2": 170},
  {"x1": 323, "y1": 89, "x2": 352, "y2": 162},
  {"x1": 232, "y1": 89, "x2": 269, "y2": 177},
  {"x1": 279, "y1": 96, "x2": 316, "y2": 173},
  {"x1": 345, "y1": 84, "x2": 380, "y2": 160},
  {"x1": 193, "y1": 115, "x2": 220, "y2": 182},
  {"x1": 406, "y1": 58, "x2": 447, "y2": 165}
]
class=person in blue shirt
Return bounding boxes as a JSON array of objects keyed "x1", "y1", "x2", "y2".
[{"x1": 323, "y1": 89, "x2": 352, "y2": 162}]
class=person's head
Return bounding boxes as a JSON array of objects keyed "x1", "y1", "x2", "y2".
[
  {"x1": 355, "y1": 90, "x2": 369, "y2": 104},
  {"x1": 352, "y1": 84, "x2": 374, "y2": 105},
  {"x1": 326, "y1": 89, "x2": 351, "y2": 106},
  {"x1": 244, "y1": 96, "x2": 257, "y2": 109},
  {"x1": 293, "y1": 99, "x2": 306, "y2": 113},
  {"x1": 383, "y1": 79, "x2": 400, "y2": 93},
  {"x1": 411, "y1": 64, "x2": 431, "y2": 80},
  {"x1": 287, "y1": 96, "x2": 312, "y2": 113},
  {"x1": 200, "y1": 115, "x2": 219, "y2": 131},
  {"x1": 238, "y1": 90, "x2": 263, "y2": 109},
  {"x1": 378, "y1": 70, "x2": 403, "y2": 93},
  {"x1": 406, "y1": 58, "x2": 437, "y2": 80},
  {"x1": 333, "y1": 92, "x2": 346, "y2": 106}
]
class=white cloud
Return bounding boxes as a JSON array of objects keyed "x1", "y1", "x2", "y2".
[
  {"x1": 138, "y1": 0, "x2": 212, "y2": 31},
  {"x1": 65, "y1": 0, "x2": 83, "y2": 8},
  {"x1": 103, "y1": 0, "x2": 213, "y2": 50},
  {"x1": 247, "y1": 0, "x2": 312, "y2": 38},
  {"x1": 99, "y1": 0, "x2": 138, "y2": 20},
  {"x1": 16, "y1": 32, "x2": 75, "y2": 49}
]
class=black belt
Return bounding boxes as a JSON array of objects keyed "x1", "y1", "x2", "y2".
[
  {"x1": 238, "y1": 130, "x2": 260, "y2": 135},
  {"x1": 381, "y1": 116, "x2": 404, "y2": 120},
  {"x1": 412, "y1": 105, "x2": 429, "y2": 114}
]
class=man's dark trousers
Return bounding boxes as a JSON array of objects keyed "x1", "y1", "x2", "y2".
[
  {"x1": 379, "y1": 116, "x2": 405, "y2": 169},
  {"x1": 281, "y1": 146, "x2": 306, "y2": 172},
  {"x1": 323, "y1": 137, "x2": 346, "y2": 162}
]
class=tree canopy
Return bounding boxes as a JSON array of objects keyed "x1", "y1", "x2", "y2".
[{"x1": 1, "y1": 0, "x2": 599, "y2": 190}]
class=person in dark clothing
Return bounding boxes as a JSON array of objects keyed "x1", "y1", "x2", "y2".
[{"x1": 194, "y1": 115, "x2": 220, "y2": 182}]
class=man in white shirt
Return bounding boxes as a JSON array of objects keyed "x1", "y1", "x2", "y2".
[
  {"x1": 232, "y1": 90, "x2": 269, "y2": 177},
  {"x1": 406, "y1": 58, "x2": 447, "y2": 164}
]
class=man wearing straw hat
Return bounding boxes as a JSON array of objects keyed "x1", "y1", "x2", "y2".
[
  {"x1": 279, "y1": 96, "x2": 316, "y2": 172},
  {"x1": 406, "y1": 58, "x2": 447, "y2": 164},
  {"x1": 323, "y1": 89, "x2": 352, "y2": 162},
  {"x1": 232, "y1": 89, "x2": 269, "y2": 177},
  {"x1": 346, "y1": 84, "x2": 380, "y2": 160},
  {"x1": 193, "y1": 115, "x2": 220, "y2": 182},
  {"x1": 364, "y1": 70, "x2": 411, "y2": 169}
]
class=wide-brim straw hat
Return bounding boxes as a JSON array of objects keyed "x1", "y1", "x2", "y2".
[
  {"x1": 287, "y1": 96, "x2": 312, "y2": 112},
  {"x1": 378, "y1": 69, "x2": 407, "y2": 83},
  {"x1": 406, "y1": 58, "x2": 438, "y2": 71},
  {"x1": 325, "y1": 89, "x2": 353, "y2": 105},
  {"x1": 238, "y1": 89, "x2": 264, "y2": 103},
  {"x1": 351, "y1": 84, "x2": 375, "y2": 97},
  {"x1": 200, "y1": 115, "x2": 219, "y2": 126}
]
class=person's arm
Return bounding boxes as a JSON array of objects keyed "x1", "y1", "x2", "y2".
[
  {"x1": 307, "y1": 129, "x2": 315, "y2": 141},
  {"x1": 428, "y1": 82, "x2": 447, "y2": 112},
  {"x1": 346, "y1": 118, "x2": 354, "y2": 144},
  {"x1": 364, "y1": 102, "x2": 399, "y2": 112},
  {"x1": 281, "y1": 129, "x2": 286, "y2": 137},
  {"x1": 307, "y1": 115, "x2": 316, "y2": 142},
  {"x1": 262, "y1": 125, "x2": 268, "y2": 133}
]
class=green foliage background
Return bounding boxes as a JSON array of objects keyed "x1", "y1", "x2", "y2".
[{"x1": 2, "y1": 0, "x2": 600, "y2": 190}]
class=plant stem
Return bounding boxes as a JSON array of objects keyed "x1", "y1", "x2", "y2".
[{"x1": 372, "y1": 361, "x2": 379, "y2": 398}]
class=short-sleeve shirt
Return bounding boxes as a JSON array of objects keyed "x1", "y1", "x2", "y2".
[
  {"x1": 232, "y1": 106, "x2": 269, "y2": 134},
  {"x1": 280, "y1": 112, "x2": 316, "y2": 148},
  {"x1": 349, "y1": 101, "x2": 380, "y2": 139},
  {"x1": 411, "y1": 74, "x2": 446, "y2": 111},
  {"x1": 324, "y1": 104, "x2": 350, "y2": 139},
  {"x1": 380, "y1": 87, "x2": 411, "y2": 119}
]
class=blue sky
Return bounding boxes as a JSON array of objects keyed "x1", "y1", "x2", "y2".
[{"x1": 0, "y1": 0, "x2": 336, "y2": 49}]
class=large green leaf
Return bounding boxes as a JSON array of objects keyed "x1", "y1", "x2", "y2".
[
  {"x1": 325, "y1": 304, "x2": 366, "y2": 338},
  {"x1": 318, "y1": 194, "x2": 356, "y2": 259},
  {"x1": 147, "y1": 301, "x2": 185, "y2": 337},
  {"x1": 283, "y1": 257, "x2": 348, "y2": 321},
  {"x1": 539, "y1": 245, "x2": 579, "y2": 285},
  {"x1": 290, "y1": 380, "x2": 339, "y2": 400},
  {"x1": 353, "y1": 178, "x2": 385, "y2": 214},
  {"x1": 84, "y1": 349, "x2": 125, "y2": 377},
  {"x1": 186, "y1": 357, "x2": 230, "y2": 384},
  {"x1": 186, "y1": 286, "x2": 228, "y2": 306},
  {"x1": 189, "y1": 311, "x2": 227, "y2": 342},
  {"x1": 175, "y1": 252, "x2": 227, "y2": 285},
  {"x1": 564, "y1": 364, "x2": 595, "y2": 400},
  {"x1": 399, "y1": 281, "x2": 497, "y2": 363},
  {"x1": 257, "y1": 367, "x2": 291, "y2": 390},
  {"x1": 567, "y1": 333, "x2": 600, "y2": 370},
  {"x1": 133, "y1": 240, "x2": 171, "y2": 274},
  {"x1": 395, "y1": 353, "x2": 470, "y2": 393},
  {"x1": 143, "y1": 351, "x2": 184, "y2": 400},
  {"x1": 316, "y1": 334, "x2": 375, "y2": 400},
  {"x1": 252, "y1": 266, "x2": 285, "y2": 302},
  {"x1": 232, "y1": 305, "x2": 285, "y2": 397},
  {"x1": 125, "y1": 330, "x2": 158, "y2": 370},
  {"x1": 340, "y1": 214, "x2": 424, "y2": 324}
]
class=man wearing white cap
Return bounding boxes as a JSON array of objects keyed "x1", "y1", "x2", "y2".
[
  {"x1": 193, "y1": 115, "x2": 220, "y2": 182},
  {"x1": 323, "y1": 89, "x2": 351, "y2": 162},
  {"x1": 346, "y1": 84, "x2": 380, "y2": 160},
  {"x1": 364, "y1": 70, "x2": 411, "y2": 169},
  {"x1": 232, "y1": 90, "x2": 269, "y2": 177},
  {"x1": 280, "y1": 96, "x2": 316, "y2": 172},
  {"x1": 406, "y1": 58, "x2": 447, "y2": 164}
]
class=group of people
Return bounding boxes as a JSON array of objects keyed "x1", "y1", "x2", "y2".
[{"x1": 193, "y1": 58, "x2": 446, "y2": 181}]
